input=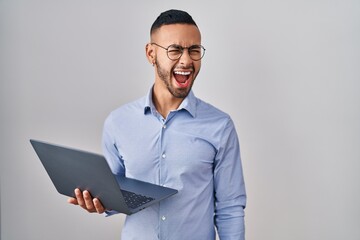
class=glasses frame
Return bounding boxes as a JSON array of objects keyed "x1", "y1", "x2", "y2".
[{"x1": 151, "y1": 43, "x2": 206, "y2": 61}]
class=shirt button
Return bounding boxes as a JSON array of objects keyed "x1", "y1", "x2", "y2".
[
  {"x1": 161, "y1": 216, "x2": 166, "y2": 221},
  {"x1": 162, "y1": 153, "x2": 166, "y2": 159},
  {"x1": 163, "y1": 124, "x2": 166, "y2": 129}
]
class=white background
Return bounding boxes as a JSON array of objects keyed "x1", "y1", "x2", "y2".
[{"x1": 1, "y1": 0, "x2": 359, "y2": 239}]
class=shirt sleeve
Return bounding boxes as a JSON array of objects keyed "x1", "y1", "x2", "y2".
[
  {"x1": 102, "y1": 114, "x2": 126, "y2": 217},
  {"x1": 214, "y1": 118, "x2": 247, "y2": 240},
  {"x1": 102, "y1": 113, "x2": 126, "y2": 176}
]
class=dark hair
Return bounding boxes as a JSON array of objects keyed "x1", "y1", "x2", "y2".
[{"x1": 150, "y1": 9, "x2": 198, "y2": 35}]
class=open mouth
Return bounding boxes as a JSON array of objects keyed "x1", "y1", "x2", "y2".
[{"x1": 173, "y1": 71, "x2": 191, "y2": 88}]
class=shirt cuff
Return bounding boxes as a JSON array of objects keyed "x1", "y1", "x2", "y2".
[{"x1": 105, "y1": 210, "x2": 119, "y2": 217}]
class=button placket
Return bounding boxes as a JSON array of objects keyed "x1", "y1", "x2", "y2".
[{"x1": 159, "y1": 119, "x2": 167, "y2": 240}]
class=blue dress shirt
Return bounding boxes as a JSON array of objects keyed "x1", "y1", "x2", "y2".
[{"x1": 102, "y1": 88, "x2": 246, "y2": 240}]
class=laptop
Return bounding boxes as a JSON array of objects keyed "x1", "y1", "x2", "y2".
[{"x1": 30, "y1": 139, "x2": 178, "y2": 215}]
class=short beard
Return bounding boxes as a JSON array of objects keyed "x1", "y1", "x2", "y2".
[{"x1": 155, "y1": 59, "x2": 195, "y2": 99}]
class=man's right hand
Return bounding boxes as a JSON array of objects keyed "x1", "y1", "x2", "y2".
[{"x1": 67, "y1": 188, "x2": 106, "y2": 214}]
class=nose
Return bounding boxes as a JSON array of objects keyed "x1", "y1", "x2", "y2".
[{"x1": 178, "y1": 49, "x2": 193, "y2": 66}]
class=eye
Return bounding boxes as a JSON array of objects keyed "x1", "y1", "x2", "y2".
[
  {"x1": 168, "y1": 45, "x2": 182, "y2": 54},
  {"x1": 189, "y1": 46, "x2": 202, "y2": 54}
]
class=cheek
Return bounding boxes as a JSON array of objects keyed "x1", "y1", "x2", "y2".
[
  {"x1": 157, "y1": 52, "x2": 173, "y2": 65},
  {"x1": 160, "y1": 62, "x2": 177, "y2": 76},
  {"x1": 156, "y1": 61, "x2": 176, "y2": 81},
  {"x1": 194, "y1": 62, "x2": 201, "y2": 77}
]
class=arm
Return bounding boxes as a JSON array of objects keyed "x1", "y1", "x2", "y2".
[
  {"x1": 68, "y1": 114, "x2": 125, "y2": 215},
  {"x1": 101, "y1": 113, "x2": 126, "y2": 216},
  {"x1": 214, "y1": 119, "x2": 247, "y2": 239},
  {"x1": 102, "y1": 113, "x2": 126, "y2": 176}
]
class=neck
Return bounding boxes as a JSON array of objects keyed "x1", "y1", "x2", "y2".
[{"x1": 152, "y1": 84, "x2": 185, "y2": 118}]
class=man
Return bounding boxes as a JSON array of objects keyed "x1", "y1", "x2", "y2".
[{"x1": 68, "y1": 9, "x2": 246, "y2": 240}]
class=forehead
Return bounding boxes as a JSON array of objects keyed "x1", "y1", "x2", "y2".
[{"x1": 151, "y1": 24, "x2": 201, "y2": 46}]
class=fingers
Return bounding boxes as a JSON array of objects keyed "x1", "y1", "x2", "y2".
[
  {"x1": 83, "y1": 190, "x2": 95, "y2": 211},
  {"x1": 74, "y1": 188, "x2": 86, "y2": 208},
  {"x1": 93, "y1": 198, "x2": 105, "y2": 214},
  {"x1": 67, "y1": 197, "x2": 78, "y2": 205},
  {"x1": 71, "y1": 188, "x2": 104, "y2": 213}
]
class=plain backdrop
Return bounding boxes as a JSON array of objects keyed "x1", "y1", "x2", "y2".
[{"x1": 1, "y1": 1, "x2": 359, "y2": 240}]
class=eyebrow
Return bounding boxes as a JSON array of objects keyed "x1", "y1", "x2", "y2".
[{"x1": 169, "y1": 44, "x2": 202, "y2": 48}]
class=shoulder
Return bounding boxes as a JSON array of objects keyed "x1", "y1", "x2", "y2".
[
  {"x1": 195, "y1": 97, "x2": 232, "y2": 124},
  {"x1": 105, "y1": 95, "x2": 146, "y2": 126},
  {"x1": 110, "y1": 96, "x2": 146, "y2": 117}
]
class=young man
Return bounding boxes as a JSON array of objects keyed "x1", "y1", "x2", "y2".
[{"x1": 68, "y1": 9, "x2": 246, "y2": 240}]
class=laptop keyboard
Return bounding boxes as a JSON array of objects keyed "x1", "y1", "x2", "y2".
[{"x1": 121, "y1": 190, "x2": 155, "y2": 209}]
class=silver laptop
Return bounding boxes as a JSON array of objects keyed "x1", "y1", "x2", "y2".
[{"x1": 30, "y1": 139, "x2": 178, "y2": 215}]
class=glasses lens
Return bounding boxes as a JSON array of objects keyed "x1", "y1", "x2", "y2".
[
  {"x1": 167, "y1": 45, "x2": 183, "y2": 60},
  {"x1": 166, "y1": 44, "x2": 205, "y2": 61},
  {"x1": 188, "y1": 45, "x2": 205, "y2": 61}
]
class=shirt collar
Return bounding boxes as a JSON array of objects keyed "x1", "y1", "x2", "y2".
[{"x1": 144, "y1": 86, "x2": 197, "y2": 118}]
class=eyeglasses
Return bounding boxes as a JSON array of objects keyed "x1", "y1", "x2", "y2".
[{"x1": 151, "y1": 43, "x2": 206, "y2": 61}]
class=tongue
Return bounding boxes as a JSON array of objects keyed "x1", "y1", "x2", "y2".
[{"x1": 174, "y1": 74, "x2": 188, "y2": 83}]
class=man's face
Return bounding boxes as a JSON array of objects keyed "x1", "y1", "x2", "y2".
[{"x1": 150, "y1": 24, "x2": 202, "y2": 99}]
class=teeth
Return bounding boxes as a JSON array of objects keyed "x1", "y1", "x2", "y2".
[{"x1": 174, "y1": 71, "x2": 191, "y2": 75}]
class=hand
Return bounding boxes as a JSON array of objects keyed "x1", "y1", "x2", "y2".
[{"x1": 67, "y1": 188, "x2": 106, "y2": 214}]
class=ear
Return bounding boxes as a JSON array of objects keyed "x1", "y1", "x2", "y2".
[{"x1": 145, "y1": 43, "x2": 155, "y2": 65}]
